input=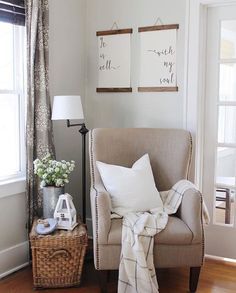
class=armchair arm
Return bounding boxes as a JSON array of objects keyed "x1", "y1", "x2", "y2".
[
  {"x1": 178, "y1": 189, "x2": 203, "y2": 244},
  {"x1": 90, "y1": 182, "x2": 111, "y2": 245}
]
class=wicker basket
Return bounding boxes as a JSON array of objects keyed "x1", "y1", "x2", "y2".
[{"x1": 30, "y1": 219, "x2": 88, "y2": 289}]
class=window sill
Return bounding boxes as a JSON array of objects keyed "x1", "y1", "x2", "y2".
[{"x1": 0, "y1": 177, "x2": 26, "y2": 199}]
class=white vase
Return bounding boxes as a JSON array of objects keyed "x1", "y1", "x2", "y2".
[{"x1": 43, "y1": 186, "x2": 64, "y2": 219}]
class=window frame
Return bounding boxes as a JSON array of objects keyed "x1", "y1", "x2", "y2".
[{"x1": 0, "y1": 22, "x2": 26, "y2": 183}]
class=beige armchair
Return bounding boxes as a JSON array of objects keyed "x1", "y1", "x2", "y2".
[{"x1": 89, "y1": 128, "x2": 204, "y2": 293}]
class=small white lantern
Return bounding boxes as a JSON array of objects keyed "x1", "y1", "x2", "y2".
[{"x1": 54, "y1": 193, "x2": 78, "y2": 230}]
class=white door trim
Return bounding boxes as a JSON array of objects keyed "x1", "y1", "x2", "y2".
[{"x1": 187, "y1": 0, "x2": 236, "y2": 189}]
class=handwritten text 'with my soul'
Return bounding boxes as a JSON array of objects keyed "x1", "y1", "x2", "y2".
[{"x1": 148, "y1": 45, "x2": 175, "y2": 85}]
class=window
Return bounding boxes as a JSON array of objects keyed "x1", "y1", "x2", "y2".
[{"x1": 0, "y1": 20, "x2": 26, "y2": 180}]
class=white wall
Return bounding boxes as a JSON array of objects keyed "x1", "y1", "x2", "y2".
[
  {"x1": 0, "y1": 184, "x2": 28, "y2": 278},
  {"x1": 85, "y1": 0, "x2": 188, "y2": 130},
  {"x1": 49, "y1": 0, "x2": 86, "y2": 216},
  {"x1": 49, "y1": 0, "x2": 188, "y2": 226}
]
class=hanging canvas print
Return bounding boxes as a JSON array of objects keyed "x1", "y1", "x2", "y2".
[
  {"x1": 96, "y1": 28, "x2": 132, "y2": 92},
  {"x1": 138, "y1": 24, "x2": 179, "y2": 92}
]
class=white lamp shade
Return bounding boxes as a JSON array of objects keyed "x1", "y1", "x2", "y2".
[{"x1": 52, "y1": 95, "x2": 84, "y2": 120}]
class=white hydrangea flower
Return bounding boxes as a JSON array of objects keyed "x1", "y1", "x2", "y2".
[
  {"x1": 55, "y1": 179, "x2": 63, "y2": 186},
  {"x1": 34, "y1": 158, "x2": 40, "y2": 164},
  {"x1": 40, "y1": 180, "x2": 46, "y2": 188}
]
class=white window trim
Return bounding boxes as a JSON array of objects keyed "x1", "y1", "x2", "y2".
[
  {"x1": 0, "y1": 177, "x2": 26, "y2": 199},
  {"x1": 14, "y1": 24, "x2": 26, "y2": 180}
]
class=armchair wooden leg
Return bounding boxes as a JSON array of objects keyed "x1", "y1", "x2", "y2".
[
  {"x1": 189, "y1": 267, "x2": 201, "y2": 292},
  {"x1": 98, "y1": 270, "x2": 108, "y2": 293}
]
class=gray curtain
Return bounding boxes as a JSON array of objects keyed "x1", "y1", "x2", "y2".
[{"x1": 25, "y1": 0, "x2": 55, "y2": 228}]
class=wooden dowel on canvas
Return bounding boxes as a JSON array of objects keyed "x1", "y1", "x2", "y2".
[
  {"x1": 138, "y1": 87, "x2": 178, "y2": 92},
  {"x1": 138, "y1": 24, "x2": 179, "y2": 32},
  {"x1": 96, "y1": 88, "x2": 132, "y2": 93},
  {"x1": 96, "y1": 28, "x2": 133, "y2": 36}
]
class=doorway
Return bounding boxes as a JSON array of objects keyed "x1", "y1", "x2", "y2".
[{"x1": 202, "y1": 4, "x2": 236, "y2": 259}]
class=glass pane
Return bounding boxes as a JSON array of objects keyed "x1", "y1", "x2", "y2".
[
  {"x1": 221, "y1": 20, "x2": 236, "y2": 59},
  {"x1": 218, "y1": 105, "x2": 236, "y2": 143},
  {"x1": 219, "y1": 63, "x2": 236, "y2": 101},
  {"x1": 214, "y1": 188, "x2": 235, "y2": 225},
  {"x1": 0, "y1": 94, "x2": 20, "y2": 177},
  {"x1": 216, "y1": 147, "x2": 236, "y2": 186},
  {"x1": 0, "y1": 22, "x2": 14, "y2": 90}
]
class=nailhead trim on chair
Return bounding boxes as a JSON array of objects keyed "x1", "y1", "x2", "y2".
[
  {"x1": 90, "y1": 129, "x2": 100, "y2": 270},
  {"x1": 200, "y1": 192, "x2": 205, "y2": 265}
]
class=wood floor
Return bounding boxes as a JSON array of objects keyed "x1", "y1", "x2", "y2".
[{"x1": 0, "y1": 258, "x2": 236, "y2": 293}]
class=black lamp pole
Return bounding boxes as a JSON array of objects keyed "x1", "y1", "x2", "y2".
[{"x1": 67, "y1": 120, "x2": 89, "y2": 224}]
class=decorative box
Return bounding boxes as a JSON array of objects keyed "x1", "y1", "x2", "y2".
[{"x1": 29, "y1": 219, "x2": 88, "y2": 289}]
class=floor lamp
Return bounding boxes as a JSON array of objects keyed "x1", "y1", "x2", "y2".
[{"x1": 51, "y1": 95, "x2": 89, "y2": 224}]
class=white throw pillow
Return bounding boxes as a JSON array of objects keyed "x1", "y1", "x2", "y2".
[{"x1": 96, "y1": 154, "x2": 163, "y2": 216}]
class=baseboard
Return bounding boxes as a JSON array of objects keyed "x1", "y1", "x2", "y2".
[
  {"x1": 0, "y1": 262, "x2": 29, "y2": 279},
  {"x1": 205, "y1": 254, "x2": 236, "y2": 264},
  {"x1": 0, "y1": 241, "x2": 29, "y2": 279}
]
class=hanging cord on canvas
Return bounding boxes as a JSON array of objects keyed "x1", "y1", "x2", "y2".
[
  {"x1": 110, "y1": 21, "x2": 119, "y2": 30},
  {"x1": 153, "y1": 17, "x2": 164, "y2": 26}
]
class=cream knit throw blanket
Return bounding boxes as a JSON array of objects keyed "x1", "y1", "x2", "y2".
[{"x1": 118, "y1": 180, "x2": 210, "y2": 293}]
